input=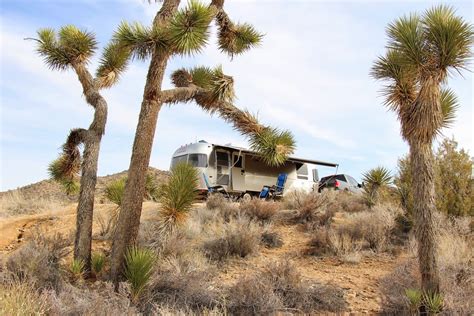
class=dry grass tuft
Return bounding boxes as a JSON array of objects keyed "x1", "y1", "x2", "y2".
[
  {"x1": 5, "y1": 231, "x2": 69, "y2": 291},
  {"x1": 239, "y1": 198, "x2": 280, "y2": 222},
  {"x1": 0, "y1": 280, "x2": 50, "y2": 315},
  {"x1": 0, "y1": 190, "x2": 63, "y2": 217},
  {"x1": 202, "y1": 217, "x2": 261, "y2": 262},
  {"x1": 227, "y1": 260, "x2": 347, "y2": 314}
]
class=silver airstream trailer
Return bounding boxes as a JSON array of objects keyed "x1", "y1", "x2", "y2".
[{"x1": 170, "y1": 140, "x2": 338, "y2": 198}]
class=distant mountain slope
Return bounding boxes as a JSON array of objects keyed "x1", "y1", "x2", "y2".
[{"x1": 0, "y1": 167, "x2": 170, "y2": 203}]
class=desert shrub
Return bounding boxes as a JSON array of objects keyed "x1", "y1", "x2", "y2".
[
  {"x1": 336, "y1": 191, "x2": 368, "y2": 213},
  {"x1": 261, "y1": 231, "x2": 283, "y2": 248},
  {"x1": 202, "y1": 217, "x2": 261, "y2": 261},
  {"x1": 45, "y1": 282, "x2": 137, "y2": 315},
  {"x1": 339, "y1": 204, "x2": 398, "y2": 252},
  {"x1": 327, "y1": 228, "x2": 362, "y2": 256},
  {"x1": 0, "y1": 280, "x2": 50, "y2": 315},
  {"x1": 227, "y1": 260, "x2": 347, "y2": 314},
  {"x1": 149, "y1": 250, "x2": 219, "y2": 313},
  {"x1": 5, "y1": 232, "x2": 68, "y2": 291},
  {"x1": 239, "y1": 198, "x2": 280, "y2": 222},
  {"x1": 157, "y1": 162, "x2": 199, "y2": 234},
  {"x1": 206, "y1": 193, "x2": 229, "y2": 210},
  {"x1": 283, "y1": 189, "x2": 310, "y2": 210},
  {"x1": 305, "y1": 228, "x2": 333, "y2": 256},
  {"x1": 291, "y1": 191, "x2": 336, "y2": 228},
  {"x1": 91, "y1": 253, "x2": 106, "y2": 276},
  {"x1": 96, "y1": 209, "x2": 119, "y2": 239},
  {"x1": 124, "y1": 246, "x2": 155, "y2": 303}
]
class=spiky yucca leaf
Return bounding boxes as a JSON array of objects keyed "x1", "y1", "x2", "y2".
[
  {"x1": 158, "y1": 162, "x2": 199, "y2": 233},
  {"x1": 168, "y1": 0, "x2": 215, "y2": 55},
  {"x1": 362, "y1": 166, "x2": 392, "y2": 187},
  {"x1": 96, "y1": 41, "x2": 131, "y2": 88},
  {"x1": 48, "y1": 156, "x2": 80, "y2": 195},
  {"x1": 423, "y1": 5, "x2": 473, "y2": 73},
  {"x1": 171, "y1": 66, "x2": 234, "y2": 105},
  {"x1": 249, "y1": 128, "x2": 296, "y2": 167},
  {"x1": 423, "y1": 291, "x2": 444, "y2": 313},
  {"x1": 124, "y1": 246, "x2": 155, "y2": 302},
  {"x1": 113, "y1": 21, "x2": 167, "y2": 60},
  {"x1": 405, "y1": 288, "x2": 422, "y2": 311},
  {"x1": 104, "y1": 177, "x2": 126, "y2": 206},
  {"x1": 35, "y1": 25, "x2": 97, "y2": 70},
  {"x1": 36, "y1": 28, "x2": 70, "y2": 71},
  {"x1": 58, "y1": 25, "x2": 97, "y2": 63},
  {"x1": 386, "y1": 14, "x2": 426, "y2": 67},
  {"x1": 218, "y1": 22, "x2": 263, "y2": 57},
  {"x1": 70, "y1": 258, "x2": 85, "y2": 280},
  {"x1": 439, "y1": 88, "x2": 459, "y2": 130}
]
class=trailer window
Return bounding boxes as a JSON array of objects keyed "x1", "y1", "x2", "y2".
[
  {"x1": 297, "y1": 163, "x2": 308, "y2": 180},
  {"x1": 171, "y1": 155, "x2": 187, "y2": 168},
  {"x1": 188, "y1": 154, "x2": 208, "y2": 167}
]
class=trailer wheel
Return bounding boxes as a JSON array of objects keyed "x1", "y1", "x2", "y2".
[{"x1": 242, "y1": 193, "x2": 252, "y2": 202}]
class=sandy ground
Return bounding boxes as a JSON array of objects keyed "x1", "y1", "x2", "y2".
[{"x1": 0, "y1": 202, "x2": 407, "y2": 313}]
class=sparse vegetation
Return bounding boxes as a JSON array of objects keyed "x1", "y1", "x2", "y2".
[
  {"x1": 69, "y1": 259, "x2": 85, "y2": 281},
  {"x1": 362, "y1": 166, "x2": 392, "y2": 207}
]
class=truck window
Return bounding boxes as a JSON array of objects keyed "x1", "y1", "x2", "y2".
[
  {"x1": 297, "y1": 163, "x2": 308, "y2": 180},
  {"x1": 171, "y1": 154, "x2": 188, "y2": 168},
  {"x1": 188, "y1": 154, "x2": 208, "y2": 167}
]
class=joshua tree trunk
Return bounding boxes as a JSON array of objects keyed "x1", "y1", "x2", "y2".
[
  {"x1": 109, "y1": 1, "x2": 178, "y2": 283},
  {"x1": 71, "y1": 63, "x2": 108, "y2": 273},
  {"x1": 409, "y1": 140, "x2": 440, "y2": 294}
]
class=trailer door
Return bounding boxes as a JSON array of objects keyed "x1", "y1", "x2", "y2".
[
  {"x1": 215, "y1": 150, "x2": 230, "y2": 186},
  {"x1": 231, "y1": 152, "x2": 245, "y2": 192}
]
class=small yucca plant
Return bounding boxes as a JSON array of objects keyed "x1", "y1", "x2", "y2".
[
  {"x1": 70, "y1": 258, "x2": 85, "y2": 280},
  {"x1": 91, "y1": 253, "x2": 106, "y2": 276},
  {"x1": 405, "y1": 288, "x2": 422, "y2": 312},
  {"x1": 362, "y1": 166, "x2": 392, "y2": 207},
  {"x1": 423, "y1": 291, "x2": 443, "y2": 314},
  {"x1": 105, "y1": 177, "x2": 126, "y2": 206},
  {"x1": 157, "y1": 162, "x2": 199, "y2": 234},
  {"x1": 124, "y1": 246, "x2": 155, "y2": 303}
]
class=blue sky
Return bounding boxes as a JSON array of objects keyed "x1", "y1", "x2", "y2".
[{"x1": 0, "y1": 0, "x2": 472, "y2": 190}]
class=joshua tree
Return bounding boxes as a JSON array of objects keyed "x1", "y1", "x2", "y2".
[
  {"x1": 33, "y1": 26, "x2": 128, "y2": 272},
  {"x1": 109, "y1": 0, "x2": 296, "y2": 282},
  {"x1": 362, "y1": 166, "x2": 392, "y2": 207},
  {"x1": 371, "y1": 5, "x2": 472, "y2": 298}
]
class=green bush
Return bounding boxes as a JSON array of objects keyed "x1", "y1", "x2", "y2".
[
  {"x1": 124, "y1": 246, "x2": 155, "y2": 302},
  {"x1": 395, "y1": 137, "x2": 472, "y2": 217}
]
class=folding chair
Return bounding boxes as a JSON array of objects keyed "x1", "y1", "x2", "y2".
[
  {"x1": 259, "y1": 173, "x2": 288, "y2": 200},
  {"x1": 203, "y1": 173, "x2": 229, "y2": 198}
]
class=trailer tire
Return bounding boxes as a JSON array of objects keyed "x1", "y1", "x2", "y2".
[{"x1": 242, "y1": 193, "x2": 252, "y2": 202}]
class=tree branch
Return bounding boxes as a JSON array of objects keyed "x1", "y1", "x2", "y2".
[{"x1": 160, "y1": 86, "x2": 205, "y2": 104}]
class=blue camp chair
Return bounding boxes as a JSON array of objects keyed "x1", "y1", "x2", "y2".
[
  {"x1": 203, "y1": 173, "x2": 229, "y2": 198},
  {"x1": 259, "y1": 173, "x2": 288, "y2": 199}
]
